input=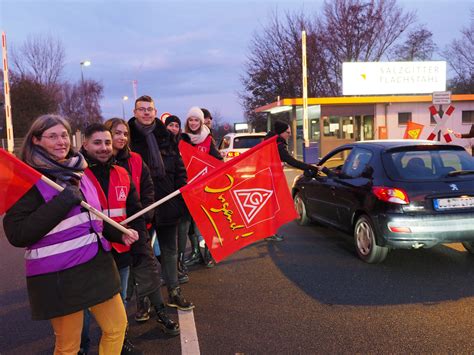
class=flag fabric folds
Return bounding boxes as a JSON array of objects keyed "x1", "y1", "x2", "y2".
[
  {"x1": 403, "y1": 121, "x2": 424, "y2": 139},
  {"x1": 180, "y1": 136, "x2": 298, "y2": 263},
  {"x1": 178, "y1": 140, "x2": 224, "y2": 183},
  {"x1": 0, "y1": 148, "x2": 42, "y2": 214}
]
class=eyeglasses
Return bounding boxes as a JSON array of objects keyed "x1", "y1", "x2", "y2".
[
  {"x1": 41, "y1": 133, "x2": 70, "y2": 141},
  {"x1": 135, "y1": 107, "x2": 155, "y2": 112}
]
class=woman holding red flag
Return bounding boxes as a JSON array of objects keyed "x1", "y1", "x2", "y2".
[
  {"x1": 181, "y1": 107, "x2": 223, "y2": 267},
  {"x1": 104, "y1": 117, "x2": 156, "y2": 323},
  {"x1": 3, "y1": 114, "x2": 138, "y2": 354}
]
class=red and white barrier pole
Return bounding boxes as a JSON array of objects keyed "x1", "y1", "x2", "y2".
[{"x1": 2, "y1": 32, "x2": 14, "y2": 154}]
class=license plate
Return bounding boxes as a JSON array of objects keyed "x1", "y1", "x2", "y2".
[{"x1": 433, "y1": 196, "x2": 474, "y2": 210}]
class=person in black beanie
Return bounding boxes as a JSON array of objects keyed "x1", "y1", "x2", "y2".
[
  {"x1": 165, "y1": 115, "x2": 182, "y2": 139},
  {"x1": 264, "y1": 120, "x2": 321, "y2": 241}
]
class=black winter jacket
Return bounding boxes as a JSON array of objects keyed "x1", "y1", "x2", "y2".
[
  {"x1": 264, "y1": 131, "x2": 317, "y2": 171},
  {"x1": 128, "y1": 117, "x2": 187, "y2": 225}
]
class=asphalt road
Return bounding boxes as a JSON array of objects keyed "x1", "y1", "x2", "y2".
[{"x1": 2, "y1": 169, "x2": 474, "y2": 353}]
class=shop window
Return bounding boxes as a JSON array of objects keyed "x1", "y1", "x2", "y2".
[
  {"x1": 462, "y1": 110, "x2": 474, "y2": 124},
  {"x1": 398, "y1": 112, "x2": 412, "y2": 126},
  {"x1": 323, "y1": 116, "x2": 353, "y2": 139}
]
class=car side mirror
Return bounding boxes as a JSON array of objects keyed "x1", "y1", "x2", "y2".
[
  {"x1": 361, "y1": 166, "x2": 374, "y2": 178},
  {"x1": 303, "y1": 169, "x2": 317, "y2": 178}
]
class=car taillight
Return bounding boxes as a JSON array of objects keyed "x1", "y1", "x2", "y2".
[
  {"x1": 372, "y1": 186, "x2": 410, "y2": 205},
  {"x1": 226, "y1": 151, "x2": 240, "y2": 158}
]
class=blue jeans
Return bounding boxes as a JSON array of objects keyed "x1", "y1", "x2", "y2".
[{"x1": 80, "y1": 266, "x2": 130, "y2": 353}]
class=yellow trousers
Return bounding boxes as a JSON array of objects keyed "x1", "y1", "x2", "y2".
[{"x1": 50, "y1": 293, "x2": 127, "y2": 355}]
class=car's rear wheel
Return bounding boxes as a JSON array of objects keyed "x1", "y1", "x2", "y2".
[
  {"x1": 462, "y1": 242, "x2": 474, "y2": 254},
  {"x1": 354, "y1": 215, "x2": 388, "y2": 263},
  {"x1": 294, "y1": 192, "x2": 310, "y2": 226}
]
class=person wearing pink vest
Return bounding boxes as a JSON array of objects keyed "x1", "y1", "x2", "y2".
[{"x1": 3, "y1": 114, "x2": 138, "y2": 355}]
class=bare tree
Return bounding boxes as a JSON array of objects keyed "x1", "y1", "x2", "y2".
[
  {"x1": 314, "y1": 0, "x2": 416, "y2": 94},
  {"x1": 390, "y1": 25, "x2": 436, "y2": 61},
  {"x1": 60, "y1": 79, "x2": 104, "y2": 132},
  {"x1": 240, "y1": 0, "x2": 417, "y2": 128},
  {"x1": 11, "y1": 33, "x2": 65, "y2": 87},
  {"x1": 443, "y1": 12, "x2": 474, "y2": 93},
  {"x1": 9, "y1": 74, "x2": 59, "y2": 137},
  {"x1": 240, "y1": 10, "x2": 309, "y2": 128}
]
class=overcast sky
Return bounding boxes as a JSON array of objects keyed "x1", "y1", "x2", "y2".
[{"x1": 0, "y1": 0, "x2": 472, "y2": 124}]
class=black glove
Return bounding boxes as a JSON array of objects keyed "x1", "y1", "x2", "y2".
[{"x1": 60, "y1": 184, "x2": 83, "y2": 205}]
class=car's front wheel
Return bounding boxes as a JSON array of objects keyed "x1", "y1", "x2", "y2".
[
  {"x1": 462, "y1": 242, "x2": 474, "y2": 254},
  {"x1": 354, "y1": 215, "x2": 388, "y2": 263},
  {"x1": 294, "y1": 192, "x2": 310, "y2": 226}
]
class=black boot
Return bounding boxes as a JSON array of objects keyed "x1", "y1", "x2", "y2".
[
  {"x1": 134, "y1": 296, "x2": 151, "y2": 323},
  {"x1": 121, "y1": 324, "x2": 143, "y2": 355},
  {"x1": 203, "y1": 245, "x2": 216, "y2": 268},
  {"x1": 178, "y1": 252, "x2": 189, "y2": 284},
  {"x1": 184, "y1": 235, "x2": 204, "y2": 266},
  {"x1": 155, "y1": 306, "x2": 180, "y2": 336},
  {"x1": 167, "y1": 287, "x2": 195, "y2": 311}
]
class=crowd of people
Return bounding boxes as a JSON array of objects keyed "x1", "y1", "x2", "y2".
[{"x1": 3, "y1": 93, "x2": 323, "y2": 355}]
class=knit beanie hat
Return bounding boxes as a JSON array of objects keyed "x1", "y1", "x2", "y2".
[
  {"x1": 165, "y1": 115, "x2": 181, "y2": 128},
  {"x1": 187, "y1": 106, "x2": 204, "y2": 122},
  {"x1": 274, "y1": 120, "x2": 289, "y2": 135}
]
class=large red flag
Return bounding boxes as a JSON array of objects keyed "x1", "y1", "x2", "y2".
[
  {"x1": 180, "y1": 136, "x2": 297, "y2": 263},
  {"x1": 178, "y1": 140, "x2": 224, "y2": 182},
  {"x1": 0, "y1": 149, "x2": 42, "y2": 214}
]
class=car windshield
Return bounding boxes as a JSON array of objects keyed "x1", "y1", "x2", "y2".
[
  {"x1": 233, "y1": 136, "x2": 264, "y2": 149},
  {"x1": 383, "y1": 147, "x2": 474, "y2": 180}
]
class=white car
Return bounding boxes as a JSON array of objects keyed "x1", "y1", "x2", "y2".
[{"x1": 218, "y1": 132, "x2": 266, "y2": 161}]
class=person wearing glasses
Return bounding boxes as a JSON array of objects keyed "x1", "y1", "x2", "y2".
[
  {"x1": 128, "y1": 95, "x2": 194, "y2": 311},
  {"x1": 264, "y1": 120, "x2": 321, "y2": 241},
  {"x1": 3, "y1": 114, "x2": 139, "y2": 354}
]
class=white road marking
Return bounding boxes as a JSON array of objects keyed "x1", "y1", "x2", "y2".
[{"x1": 178, "y1": 309, "x2": 200, "y2": 355}]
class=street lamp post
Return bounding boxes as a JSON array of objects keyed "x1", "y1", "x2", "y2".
[
  {"x1": 80, "y1": 60, "x2": 91, "y2": 83},
  {"x1": 80, "y1": 60, "x2": 91, "y2": 129},
  {"x1": 122, "y1": 96, "x2": 129, "y2": 119}
]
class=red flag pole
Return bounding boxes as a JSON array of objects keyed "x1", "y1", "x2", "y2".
[{"x1": 39, "y1": 175, "x2": 133, "y2": 236}]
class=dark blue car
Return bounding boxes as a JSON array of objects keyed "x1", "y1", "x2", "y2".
[{"x1": 292, "y1": 140, "x2": 474, "y2": 263}]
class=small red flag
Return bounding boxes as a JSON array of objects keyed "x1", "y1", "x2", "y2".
[
  {"x1": 180, "y1": 136, "x2": 297, "y2": 263},
  {"x1": 178, "y1": 140, "x2": 224, "y2": 183},
  {"x1": 0, "y1": 149, "x2": 42, "y2": 214},
  {"x1": 403, "y1": 121, "x2": 424, "y2": 139}
]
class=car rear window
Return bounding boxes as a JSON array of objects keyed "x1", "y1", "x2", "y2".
[
  {"x1": 219, "y1": 136, "x2": 231, "y2": 150},
  {"x1": 233, "y1": 136, "x2": 265, "y2": 149},
  {"x1": 383, "y1": 147, "x2": 474, "y2": 180}
]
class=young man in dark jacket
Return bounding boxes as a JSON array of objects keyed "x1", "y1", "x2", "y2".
[
  {"x1": 80, "y1": 124, "x2": 180, "y2": 353},
  {"x1": 128, "y1": 95, "x2": 194, "y2": 310},
  {"x1": 264, "y1": 120, "x2": 321, "y2": 241}
]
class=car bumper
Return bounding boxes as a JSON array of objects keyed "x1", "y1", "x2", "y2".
[{"x1": 375, "y1": 212, "x2": 474, "y2": 249}]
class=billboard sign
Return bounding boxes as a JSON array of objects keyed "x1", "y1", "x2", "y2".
[{"x1": 342, "y1": 61, "x2": 446, "y2": 95}]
